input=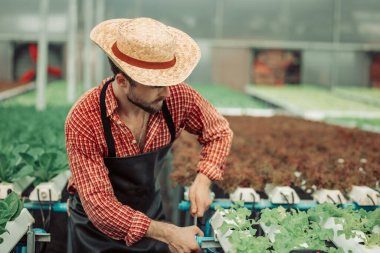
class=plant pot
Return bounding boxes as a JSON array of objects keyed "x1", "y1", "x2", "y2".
[
  {"x1": 229, "y1": 187, "x2": 261, "y2": 202},
  {"x1": 29, "y1": 170, "x2": 70, "y2": 202},
  {"x1": 348, "y1": 186, "x2": 380, "y2": 206},
  {"x1": 313, "y1": 189, "x2": 347, "y2": 204},
  {"x1": 0, "y1": 176, "x2": 35, "y2": 199},
  {"x1": 209, "y1": 210, "x2": 235, "y2": 252},
  {"x1": 265, "y1": 184, "x2": 300, "y2": 204},
  {"x1": 321, "y1": 217, "x2": 380, "y2": 253}
]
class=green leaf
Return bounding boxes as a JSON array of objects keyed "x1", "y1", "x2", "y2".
[
  {"x1": 12, "y1": 144, "x2": 30, "y2": 155},
  {"x1": 28, "y1": 147, "x2": 45, "y2": 158},
  {"x1": 0, "y1": 217, "x2": 8, "y2": 226},
  {"x1": 0, "y1": 202, "x2": 9, "y2": 212},
  {"x1": 40, "y1": 153, "x2": 57, "y2": 169},
  {"x1": 0, "y1": 202, "x2": 11, "y2": 222},
  {"x1": 4, "y1": 192, "x2": 20, "y2": 221},
  {"x1": 220, "y1": 222, "x2": 230, "y2": 234},
  {"x1": 0, "y1": 226, "x2": 8, "y2": 235},
  {"x1": 19, "y1": 153, "x2": 35, "y2": 166},
  {"x1": 10, "y1": 164, "x2": 34, "y2": 181},
  {"x1": 367, "y1": 233, "x2": 380, "y2": 246}
]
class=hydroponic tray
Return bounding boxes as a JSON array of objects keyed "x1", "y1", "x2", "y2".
[{"x1": 0, "y1": 208, "x2": 35, "y2": 253}]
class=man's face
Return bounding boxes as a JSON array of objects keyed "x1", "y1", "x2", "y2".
[{"x1": 123, "y1": 76, "x2": 171, "y2": 114}]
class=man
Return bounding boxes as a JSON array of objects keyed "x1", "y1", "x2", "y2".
[{"x1": 65, "y1": 17, "x2": 233, "y2": 253}]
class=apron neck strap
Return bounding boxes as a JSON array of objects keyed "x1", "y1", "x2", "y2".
[
  {"x1": 99, "y1": 79, "x2": 176, "y2": 157},
  {"x1": 100, "y1": 78, "x2": 116, "y2": 157},
  {"x1": 161, "y1": 101, "x2": 176, "y2": 143}
]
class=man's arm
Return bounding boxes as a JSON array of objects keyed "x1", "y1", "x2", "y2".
[{"x1": 181, "y1": 84, "x2": 233, "y2": 217}]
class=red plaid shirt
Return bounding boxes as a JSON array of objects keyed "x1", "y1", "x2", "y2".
[{"x1": 65, "y1": 78, "x2": 232, "y2": 246}]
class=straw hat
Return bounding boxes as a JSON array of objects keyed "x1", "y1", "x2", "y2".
[{"x1": 90, "y1": 17, "x2": 201, "y2": 86}]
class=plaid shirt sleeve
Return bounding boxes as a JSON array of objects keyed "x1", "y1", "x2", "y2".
[
  {"x1": 179, "y1": 84, "x2": 233, "y2": 181},
  {"x1": 65, "y1": 112, "x2": 150, "y2": 246}
]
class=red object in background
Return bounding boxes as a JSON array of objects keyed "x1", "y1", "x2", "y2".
[
  {"x1": 253, "y1": 49, "x2": 300, "y2": 85},
  {"x1": 18, "y1": 69, "x2": 36, "y2": 84},
  {"x1": 29, "y1": 44, "x2": 38, "y2": 63},
  {"x1": 18, "y1": 43, "x2": 62, "y2": 84},
  {"x1": 370, "y1": 54, "x2": 380, "y2": 88},
  {"x1": 47, "y1": 66, "x2": 62, "y2": 77}
]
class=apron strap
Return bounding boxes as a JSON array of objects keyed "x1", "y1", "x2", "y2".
[
  {"x1": 99, "y1": 79, "x2": 176, "y2": 157},
  {"x1": 100, "y1": 78, "x2": 116, "y2": 157},
  {"x1": 162, "y1": 101, "x2": 176, "y2": 143}
]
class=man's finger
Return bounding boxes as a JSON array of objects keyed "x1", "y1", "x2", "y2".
[
  {"x1": 197, "y1": 205, "x2": 205, "y2": 218},
  {"x1": 168, "y1": 245, "x2": 177, "y2": 253},
  {"x1": 189, "y1": 188, "x2": 197, "y2": 215},
  {"x1": 193, "y1": 226, "x2": 204, "y2": 237},
  {"x1": 206, "y1": 195, "x2": 212, "y2": 208},
  {"x1": 197, "y1": 198, "x2": 211, "y2": 217}
]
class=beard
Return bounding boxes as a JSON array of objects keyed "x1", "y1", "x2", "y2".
[{"x1": 127, "y1": 91, "x2": 164, "y2": 114}]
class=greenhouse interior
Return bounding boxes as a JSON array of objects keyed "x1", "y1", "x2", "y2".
[{"x1": 0, "y1": 0, "x2": 380, "y2": 253}]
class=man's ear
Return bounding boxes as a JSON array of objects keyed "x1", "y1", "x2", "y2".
[{"x1": 115, "y1": 73, "x2": 128, "y2": 88}]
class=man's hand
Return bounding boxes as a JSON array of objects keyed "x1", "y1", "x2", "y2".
[
  {"x1": 189, "y1": 173, "x2": 212, "y2": 217},
  {"x1": 167, "y1": 225, "x2": 203, "y2": 253},
  {"x1": 146, "y1": 220, "x2": 203, "y2": 253}
]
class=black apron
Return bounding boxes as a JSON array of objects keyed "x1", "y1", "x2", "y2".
[{"x1": 68, "y1": 79, "x2": 175, "y2": 253}]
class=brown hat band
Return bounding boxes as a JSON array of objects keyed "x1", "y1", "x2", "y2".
[{"x1": 111, "y1": 42, "x2": 176, "y2": 70}]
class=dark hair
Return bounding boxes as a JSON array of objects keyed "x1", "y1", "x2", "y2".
[
  {"x1": 107, "y1": 57, "x2": 136, "y2": 86},
  {"x1": 108, "y1": 57, "x2": 123, "y2": 75}
]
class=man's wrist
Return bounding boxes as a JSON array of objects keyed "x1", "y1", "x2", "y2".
[
  {"x1": 146, "y1": 220, "x2": 175, "y2": 244},
  {"x1": 195, "y1": 172, "x2": 212, "y2": 187}
]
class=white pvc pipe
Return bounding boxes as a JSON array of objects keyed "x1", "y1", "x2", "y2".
[
  {"x1": 83, "y1": 0, "x2": 94, "y2": 91},
  {"x1": 95, "y1": 0, "x2": 105, "y2": 83},
  {"x1": 330, "y1": 0, "x2": 342, "y2": 88},
  {"x1": 214, "y1": 0, "x2": 224, "y2": 38},
  {"x1": 67, "y1": 0, "x2": 78, "y2": 103},
  {"x1": 36, "y1": 0, "x2": 49, "y2": 111}
]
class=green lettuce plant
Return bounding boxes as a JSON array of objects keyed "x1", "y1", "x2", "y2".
[
  {"x1": 260, "y1": 207, "x2": 338, "y2": 253},
  {"x1": 0, "y1": 144, "x2": 34, "y2": 183},
  {"x1": 20, "y1": 151, "x2": 68, "y2": 186},
  {"x1": 0, "y1": 106, "x2": 69, "y2": 187},
  {"x1": 308, "y1": 203, "x2": 380, "y2": 247},
  {"x1": 219, "y1": 203, "x2": 380, "y2": 252},
  {"x1": 216, "y1": 202, "x2": 272, "y2": 253},
  {"x1": 0, "y1": 192, "x2": 24, "y2": 244}
]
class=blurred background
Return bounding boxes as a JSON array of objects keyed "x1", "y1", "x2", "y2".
[{"x1": 1, "y1": 0, "x2": 380, "y2": 111}]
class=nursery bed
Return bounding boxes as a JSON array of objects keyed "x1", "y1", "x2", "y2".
[
  {"x1": 171, "y1": 115, "x2": 380, "y2": 196},
  {"x1": 245, "y1": 85, "x2": 380, "y2": 119}
]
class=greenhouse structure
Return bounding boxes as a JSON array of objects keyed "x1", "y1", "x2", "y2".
[{"x1": 0, "y1": 1, "x2": 379, "y2": 253}]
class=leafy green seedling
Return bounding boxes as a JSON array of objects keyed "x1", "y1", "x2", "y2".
[
  {"x1": 0, "y1": 144, "x2": 34, "y2": 183},
  {"x1": 0, "y1": 192, "x2": 24, "y2": 244},
  {"x1": 20, "y1": 151, "x2": 68, "y2": 185}
]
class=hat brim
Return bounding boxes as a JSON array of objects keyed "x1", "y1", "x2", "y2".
[{"x1": 90, "y1": 19, "x2": 201, "y2": 86}]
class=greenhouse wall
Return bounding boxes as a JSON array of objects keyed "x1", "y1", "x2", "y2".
[
  {"x1": 0, "y1": 42, "x2": 13, "y2": 82},
  {"x1": 0, "y1": 0, "x2": 380, "y2": 87}
]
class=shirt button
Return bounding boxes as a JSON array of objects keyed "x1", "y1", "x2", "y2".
[
  {"x1": 132, "y1": 140, "x2": 137, "y2": 144},
  {"x1": 117, "y1": 120, "x2": 122, "y2": 125}
]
